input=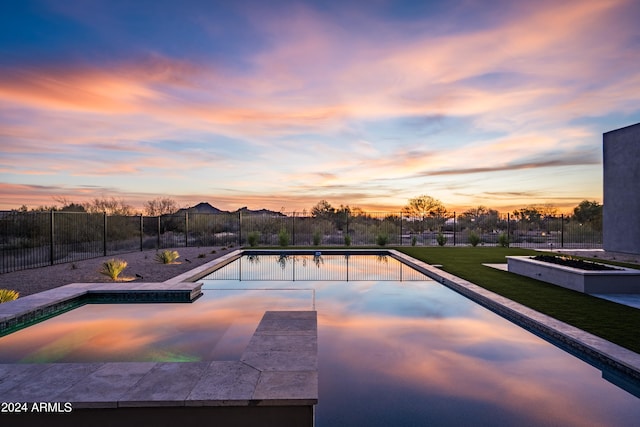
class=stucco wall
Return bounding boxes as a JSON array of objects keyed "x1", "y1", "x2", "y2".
[{"x1": 603, "y1": 122, "x2": 640, "y2": 254}]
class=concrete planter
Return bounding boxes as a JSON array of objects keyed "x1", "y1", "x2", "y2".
[{"x1": 506, "y1": 256, "x2": 640, "y2": 294}]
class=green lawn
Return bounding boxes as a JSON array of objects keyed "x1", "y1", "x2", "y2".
[{"x1": 397, "y1": 246, "x2": 640, "y2": 354}]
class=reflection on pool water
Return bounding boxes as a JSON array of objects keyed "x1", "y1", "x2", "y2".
[
  {"x1": 204, "y1": 254, "x2": 640, "y2": 426},
  {"x1": 0, "y1": 254, "x2": 638, "y2": 425},
  {"x1": 0, "y1": 289, "x2": 311, "y2": 363}
]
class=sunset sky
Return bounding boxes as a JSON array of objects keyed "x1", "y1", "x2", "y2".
[{"x1": 1, "y1": 0, "x2": 639, "y2": 214}]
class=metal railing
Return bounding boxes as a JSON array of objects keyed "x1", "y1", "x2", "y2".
[{"x1": 0, "y1": 210, "x2": 602, "y2": 273}]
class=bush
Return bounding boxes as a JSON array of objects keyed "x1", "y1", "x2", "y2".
[
  {"x1": 468, "y1": 231, "x2": 481, "y2": 247},
  {"x1": 278, "y1": 228, "x2": 290, "y2": 247},
  {"x1": 498, "y1": 233, "x2": 509, "y2": 247},
  {"x1": 0, "y1": 289, "x2": 19, "y2": 303},
  {"x1": 155, "y1": 250, "x2": 180, "y2": 264},
  {"x1": 312, "y1": 231, "x2": 321, "y2": 246},
  {"x1": 436, "y1": 232, "x2": 448, "y2": 246},
  {"x1": 344, "y1": 234, "x2": 351, "y2": 246},
  {"x1": 376, "y1": 233, "x2": 388, "y2": 246},
  {"x1": 411, "y1": 235, "x2": 417, "y2": 246},
  {"x1": 247, "y1": 231, "x2": 260, "y2": 247},
  {"x1": 100, "y1": 258, "x2": 128, "y2": 280}
]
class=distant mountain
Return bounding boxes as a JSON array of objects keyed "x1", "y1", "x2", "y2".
[
  {"x1": 235, "y1": 206, "x2": 286, "y2": 216},
  {"x1": 179, "y1": 203, "x2": 284, "y2": 216},
  {"x1": 180, "y1": 202, "x2": 227, "y2": 214}
]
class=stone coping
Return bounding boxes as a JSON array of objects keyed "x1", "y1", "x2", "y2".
[
  {"x1": 165, "y1": 250, "x2": 243, "y2": 284},
  {"x1": 0, "y1": 282, "x2": 203, "y2": 336},
  {"x1": 0, "y1": 311, "x2": 317, "y2": 408},
  {"x1": 389, "y1": 250, "x2": 640, "y2": 385}
]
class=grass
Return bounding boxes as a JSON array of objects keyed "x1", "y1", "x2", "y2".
[{"x1": 397, "y1": 246, "x2": 640, "y2": 354}]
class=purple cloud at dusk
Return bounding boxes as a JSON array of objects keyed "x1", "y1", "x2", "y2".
[{"x1": 1, "y1": 0, "x2": 639, "y2": 213}]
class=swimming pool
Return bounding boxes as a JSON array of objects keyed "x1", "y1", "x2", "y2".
[
  {"x1": 1, "y1": 251, "x2": 639, "y2": 426},
  {"x1": 200, "y1": 252, "x2": 639, "y2": 426}
]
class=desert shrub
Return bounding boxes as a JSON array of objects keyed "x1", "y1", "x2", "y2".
[
  {"x1": 376, "y1": 233, "x2": 388, "y2": 246},
  {"x1": 498, "y1": 233, "x2": 509, "y2": 247},
  {"x1": 0, "y1": 289, "x2": 19, "y2": 303},
  {"x1": 468, "y1": 231, "x2": 481, "y2": 247},
  {"x1": 344, "y1": 234, "x2": 351, "y2": 247},
  {"x1": 278, "y1": 228, "x2": 290, "y2": 247},
  {"x1": 197, "y1": 253, "x2": 206, "y2": 259},
  {"x1": 436, "y1": 232, "x2": 448, "y2": 246},
  {"x1": 247, "y1": 231, "x2": 260, "y2": 247},
  {"x1": 411, "y1": 235, "x2": 417, "y2": 246},
  {"x1": 155, "y1": 250, "x2": 180, "y2": 264},
  {"x1": 312, "y1": 231, "x2": 321, "y2": 246},
  {"x1": 100, "y1": 258, "x2": 128, "y2": 280}
]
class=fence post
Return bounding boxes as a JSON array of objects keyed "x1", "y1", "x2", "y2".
[
  {"x1": 103, "y1": 212, "x2": 107, "y2": 256},
  {"x1": 346, "y1": 212, "x2": 350, "y2": 243},
  {"x1": 157, "y1": 216, "x2": 161, "y2": 249},
  {"x1": 50, "y1": 210, "x2": 55, "y2": 265},
  {"x1": 238, "y1": 211, "x2": 242, "y2": 246},
  {"x1": 185, "y1": 212, "x2": 189, "y2": 247},
  {"x1": 399, "y1": 212, "x2": 402, "y2": 246},
  {"x1": 561, "y1": 214, "x2": 564, "y2": 248},
  {"x1": 453, "y1": 212, "x2": 456, "y2": 246},
  {"x1": 139, "y1": 214, "x2": 143, "y2": 251},
  {"x1": 507, "y1": 212, "x2": 510, "y2": 247},
  {"x1": 292, "y1": 213, "x2": 296, "y2": 246}
]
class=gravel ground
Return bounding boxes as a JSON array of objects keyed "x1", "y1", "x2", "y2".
[{"x1": 0, "y1": 246, "x2": 236, "y2": 297}]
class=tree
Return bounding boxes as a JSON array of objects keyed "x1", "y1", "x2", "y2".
[
  {"x1": 144, "y1": 197, "x2": 178, "y2": 216},
  {"x1": 403, "y1": 195, "x2": 446, "y2": 233},
  {"x1": 59, "y1": 203, "x2": 86, "y2": 212},
  {"x1": 83, "y1": 197, "x2": 135, "y2": 216},
  {"x1": 403, "y1": 195, "x2": 445, "y2": 219},
  {"x1": 311, "y1": 200, "x2": 335, "y2": 218},
  {"x1": 539, "y1": 203, "x2": 558, "y2": 218},
  {"x1": 572, "y1": 200, "x2": 602, "y2": 231},
  {"x1": 512, "y1": 206, "x2": 543, "y2": 223},
  {"x1": 459, "y1": 206, "x2": 499, "y2": 231}
]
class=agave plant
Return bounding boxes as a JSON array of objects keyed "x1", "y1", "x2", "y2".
[
  {"x1": 155, "y1": 250, "x2": 180, "y2": 264},
  {"x1": 100, "y1": 259, "x2": 128, "y2": 281},
  {"x1": 0, "y1": 289, "x2": 19, "y2": 303}
]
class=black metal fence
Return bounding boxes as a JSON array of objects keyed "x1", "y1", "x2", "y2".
[{"x1": 0, "y1": 210, "x2": 602, "y2": 273}]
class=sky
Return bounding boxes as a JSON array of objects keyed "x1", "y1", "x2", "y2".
[{"x1": 1, "y1": 0, "x2": 639, "y2": 214}]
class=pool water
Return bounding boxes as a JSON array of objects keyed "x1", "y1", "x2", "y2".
[
  {"x1": 202, "y1": 254, "x2": 640, "y2": 426},
  {"x1": 0, "y1": 254, "x2": 638, "y2": 426}
]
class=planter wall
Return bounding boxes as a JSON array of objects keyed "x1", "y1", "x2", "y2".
[{"x1": 506, "y1": 256, "x2": 640, "y2": 294}]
